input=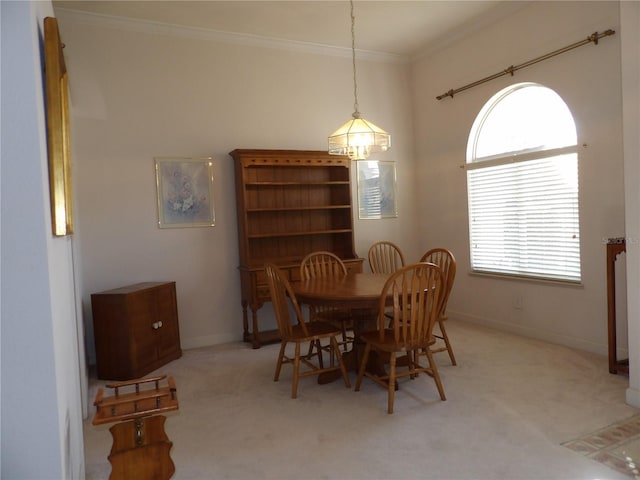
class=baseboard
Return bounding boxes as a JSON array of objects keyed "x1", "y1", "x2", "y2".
[
  {"x1": 449, "y1": 309, "x2": 612, "y2": 357},
  {"x1": 627, "y1": 387, "x2": 640, "y2": 408},
  {"x1": 181, "y1": 332, "x2": 242, "y2": 350}
]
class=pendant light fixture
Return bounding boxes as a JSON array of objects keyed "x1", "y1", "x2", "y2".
[{"x1": 328, "y1": 0, "x2": 391, "y2": 161}]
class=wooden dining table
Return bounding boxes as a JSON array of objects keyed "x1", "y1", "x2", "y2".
[{"x1": 293, "y1": 271, "x2": 392, "y2": 382}]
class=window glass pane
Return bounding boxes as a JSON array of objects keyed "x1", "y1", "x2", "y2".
[
  {"x1": 357, "y1": 161, "x2": 398, "y2": 219},
  {"x1": 473, "y1": 85, "x2": 577, "y2": 160},
  {"x1": 466, "y1": 83, "x2": 581, "y2": 282}
]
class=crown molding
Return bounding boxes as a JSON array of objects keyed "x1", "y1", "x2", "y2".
[{"x1": 54, "y1": 8, "x2": 408, "y2": 64}]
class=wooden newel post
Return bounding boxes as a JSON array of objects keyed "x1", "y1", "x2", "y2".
[
  {"x1": 606, "y1": 237, "x2": 629, "y2": 375},
  {"x1": 93, "y1": 375, "x2": 179, "y2": 479}
]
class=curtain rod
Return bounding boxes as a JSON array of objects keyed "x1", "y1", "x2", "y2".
[{"x1": 436, "y1": 29, "x2": 615, "y2": 101}]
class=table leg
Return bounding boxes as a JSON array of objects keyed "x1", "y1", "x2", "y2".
[{"x1": 317, "y1": 308, "x2": 388, "y2": 384}]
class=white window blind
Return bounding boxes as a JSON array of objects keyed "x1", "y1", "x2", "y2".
[{"x1": 466, "y1": 83, "x2": 581, "y2": 283}]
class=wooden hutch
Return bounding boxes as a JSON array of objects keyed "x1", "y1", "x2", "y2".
[{"x1": 230, "y1": 149, "x2": 363, "y2": 348}]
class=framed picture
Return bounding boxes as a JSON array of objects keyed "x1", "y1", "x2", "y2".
[
  {"x1": 154, "y1": 157, "x2": 215, "y2": 228},
  {"x1": 44, "y1": 17, "x2": 74, "y2": 236},
  {"x1": 357, "y1": 160, "x2": 398, "y2": 219}
]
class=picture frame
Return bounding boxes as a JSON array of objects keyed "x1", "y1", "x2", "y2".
[
  {"x1": 154, "y1": 157, "x2": 216, "y2": 228},
  {"x1": 44, "y1": 17, "x2": 74, "y2": 236},
  {"x1": 357, "y1": 160, "x2": 398, "y2": 219}
]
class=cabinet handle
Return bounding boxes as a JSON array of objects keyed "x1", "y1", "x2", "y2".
[
  {"x1": 152, "y1": 322, "x2": 159, "y2": 330},
  {"x1": 158, "y1": 321, "x2": 163, "y2": 328}
]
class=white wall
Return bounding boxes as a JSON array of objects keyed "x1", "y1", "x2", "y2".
[
  {"x1": 621, "y1": 0, "x2": 640, "y2": 407},
  {"x1": 412, "y1": 1, "x2": 625, "y2": 355},
  {"x1": 54, "y1": 9, "x2": 418, "y2": 362},
  {"x1": 1, "y1": 1, "x2": 85, "y2": 478}
]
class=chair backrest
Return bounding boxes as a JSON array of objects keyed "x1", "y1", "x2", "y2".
[
  {"x1": 264, "y1": 263, "x2": 308, "y2": 339},
  {"x1": 419, "y1": 248, "x2": 456, "y2": 318},
  {"x1": 368, "y1": 241, "x2": 406, "y2": 274},
  {"x1": 300, "y1": 251, "x2": 347, "y2": 280},
  {"x1": 378, "y1": 262, "x2": 443, "y2": 348}
]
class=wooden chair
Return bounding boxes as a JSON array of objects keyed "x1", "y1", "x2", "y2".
[
  {"x1": 368, "y1": 241, "x2": 406, "y2": 274},
  {"x1": 355, "y1": 263, "x2": 446, "y2": 414},
  {"x1": 300, "y1": 251, "x2": 353, "y2": 352},
  {"x1": 420, "y1": 248, "x2": 457, "y2": 365},
  {"x1": 264, "y1": 263, "x2": 351, "y2": 398},
  {"x1": 368, "y1": 241, "x2": 406, "y2": 324}
]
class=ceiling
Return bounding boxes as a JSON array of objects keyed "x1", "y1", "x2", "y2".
[{"x1": 52, "y1": 1, "x2": 522, "y2": 58}]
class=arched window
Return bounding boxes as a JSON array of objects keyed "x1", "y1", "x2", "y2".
[{"x1": 466, "y1": 83, "x2": 581, "y2": 282}]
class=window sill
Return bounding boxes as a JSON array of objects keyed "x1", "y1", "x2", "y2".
[{"x1": 468, "y1": 270, "x2": 583, "y2": 288}]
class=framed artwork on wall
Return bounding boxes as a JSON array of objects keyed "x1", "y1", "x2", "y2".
[
  {"x1": 44, "y1": 17, "x2": 74, "y2": 236},
  {"x1": 357, "y1": 160, "x2": 398, "y2": 219},
  {"x1": 154, "y1": 157, "x2": 215, "y2": 228}
]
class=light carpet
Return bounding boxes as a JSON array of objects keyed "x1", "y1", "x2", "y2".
[{"x1": 83, "y1": 320, "x2": 638, "y2": 479}]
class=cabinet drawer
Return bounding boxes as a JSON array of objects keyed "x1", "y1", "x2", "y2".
[{"x1": 256, "y1": 284, "x2": 270, "y2": 300}]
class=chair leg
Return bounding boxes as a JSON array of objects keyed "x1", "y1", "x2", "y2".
[
  {"x1": 388, "y1": 352, "x2": 396, "y2": 414},
  {"x1": 305, "y1": 306, "x2": 318, "y2": 358},
  {"x1": 292, "y1": 342, "x2": 301, "y2": 399},
  {"x1": 316, "y1": 339, "x2": 324, "y2": 369},
  {"x1": 328, "y1": 341, "x2": 336, "y2": 368},
  {"x1": 341, "y1": 322, "x2": 349, "y2": 352},
  {"x1": 425, "y1": 348, "x2": 446, "y2": 401},
  {"x1": 274, "y1": 342, "x2": 287, "y2": 381},
  {"x1": 330, "y1": 336, "x2": 351, "y2": 388},
  {"x1": 438, "y1": 320, "x2": 457, "y2": 366},
  {"x1": 354, "y1": 343, "x2": 372, "y2": 391},
  {"x1": 305, "y1": 342, "x2": 313, "y2": 359},
  {"x1": 406, "y1": 350, "x2": 415, "y2": 379}
]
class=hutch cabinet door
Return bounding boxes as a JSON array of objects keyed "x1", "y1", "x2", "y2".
[
  {"x1": 154, "y1": 283, "x2": 182, "y2": 360},
  {"x1": 127, "y1": 289, "x2": 163, "y2": 375}
]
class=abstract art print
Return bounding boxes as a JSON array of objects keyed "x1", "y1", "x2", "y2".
[{"x1": 155, "y1": 157, "x2": 215, "y2": 228}]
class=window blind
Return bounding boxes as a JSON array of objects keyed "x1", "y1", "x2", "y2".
[{"x1": 467, "y1": 153, "x2": 581, "y2": 282}]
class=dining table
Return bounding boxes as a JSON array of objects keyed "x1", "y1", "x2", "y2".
[{"x1": 293, "y1": 271, "x2": 392, "y2": 383}]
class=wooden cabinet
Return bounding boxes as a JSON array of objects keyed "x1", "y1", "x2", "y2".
[
  {"x1": 230, "y1": 149, "x2": 363, "y2": 348},
  {"x1": 91, "y1": 282, "x2": 182, "y2": 380}
]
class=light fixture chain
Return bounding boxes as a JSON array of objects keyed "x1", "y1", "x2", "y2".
[
  {"x1": 328, "y1": 0, "x2": 390, "y2": 160},
  {"x1": 350, "y1": 0, "x2": 359, "y2": 116}
]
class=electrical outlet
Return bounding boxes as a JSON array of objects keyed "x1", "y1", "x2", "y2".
[{"x1": 513, "y1": 295, "x2": 523, "y2": 310}]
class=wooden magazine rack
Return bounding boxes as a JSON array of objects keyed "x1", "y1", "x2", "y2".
[{"x1": 93, "y1": 375, "x2": 179, "y2": 479}]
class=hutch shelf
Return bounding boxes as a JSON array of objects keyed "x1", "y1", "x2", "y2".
[{"x1": 230, "y1": 149, "x2": 363, "y2": 348}]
